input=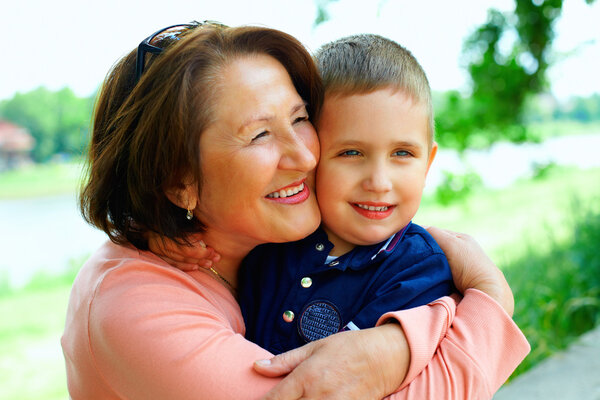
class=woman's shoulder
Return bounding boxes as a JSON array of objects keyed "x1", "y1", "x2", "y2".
[{"x1": 73, "y1": 241, "x2": 244, "y2": 331}]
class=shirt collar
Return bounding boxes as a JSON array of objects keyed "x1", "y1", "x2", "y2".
[{"x1": 317, "y1": 222, "x2": 412, "y2": 271}]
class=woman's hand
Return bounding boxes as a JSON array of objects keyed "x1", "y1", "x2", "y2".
[
  {"x1": 255, "y1": 323, "x2": 409, "y2": 400},
  {"x1": 425, "y1": 226, "x2": 514, "y2": 316},
  {"x1": 147, "y1": 232, "x2": 220, "y2": 271}
]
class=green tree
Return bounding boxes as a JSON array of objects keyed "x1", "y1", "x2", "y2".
[
  {"x1": 0, "y1": 87, "x2": 94, "y2": 162},
  {"x1": 436, "y1": 0, "x2": 596, "y2": 151},
  {"x1": 313, "y1": 0, "x2": 596, "y2": 151}
]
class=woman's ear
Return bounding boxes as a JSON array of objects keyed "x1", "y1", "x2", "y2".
[{"x1": 165, "y1": 183, "x2": 198, "y2": 211}]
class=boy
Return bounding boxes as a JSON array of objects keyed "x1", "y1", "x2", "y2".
[{"x1": 238, "y1": 34, "x2": 454, "y2": 354}]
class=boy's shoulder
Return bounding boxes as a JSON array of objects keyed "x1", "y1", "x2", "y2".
[{"x1": 386, "y1": 222, "x2": 445, "y2": 259}]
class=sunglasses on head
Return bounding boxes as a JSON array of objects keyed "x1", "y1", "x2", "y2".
[{"x1": 135, "y1": 20, "x2": 227, "y2": 84}]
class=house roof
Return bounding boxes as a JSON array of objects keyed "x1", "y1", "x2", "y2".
[{"x1": 0, "y1": 120, "x2": 35, "y2": 151}]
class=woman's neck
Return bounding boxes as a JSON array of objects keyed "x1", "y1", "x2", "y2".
[{"x1": 201, "y1": 230, "x2": 258, "y2": 291}]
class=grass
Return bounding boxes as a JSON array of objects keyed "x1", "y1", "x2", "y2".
[
  {"x1": 0, "y1": 284, "x2": 72, "y2": 400},
  {"x1": 1, "y1": 165, "x2": 599, "y2": 399},
  {"x1": 504, "y1": 201, "x2": 600, "y2": 377},
  {"x1": 0, "y1": 161, "x2": 83, "y2": 199},
  {"x1": 527, "y1": 120, "x2": 600, "y2": 140},
  {"x1": 417, "y1": 166, "x2": 600, "y2": 265}
]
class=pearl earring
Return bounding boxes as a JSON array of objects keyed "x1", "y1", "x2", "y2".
[{"x1": 186, "y1": 209, "x2": 193, "y2": 220}]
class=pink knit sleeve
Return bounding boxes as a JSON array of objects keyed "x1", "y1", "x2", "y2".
[
  {"x1": 88, "y1": 264, "x2": 281, "y2": 400},
  {"x1": 377, "y1": 288, "x2": 530, "y2": 399}
]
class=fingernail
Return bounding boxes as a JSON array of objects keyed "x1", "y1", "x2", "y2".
[
  {"x1": 202, "y1": 260, "x2": 213, "y2": 268},
  {"x1": 199, "y1": 240, "x2": 206, "y2": 248},
  {"x1": 255, "y1": 359, "x2": 271, "y2": 366}
]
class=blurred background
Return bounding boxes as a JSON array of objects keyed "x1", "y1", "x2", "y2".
[{"x1": 1, "y1": 0, "x2": 599, "y2": 398}]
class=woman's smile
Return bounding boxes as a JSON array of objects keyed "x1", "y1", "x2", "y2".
[{"x1": 265, "y1": 179, "x2": 309, "y2": 203}]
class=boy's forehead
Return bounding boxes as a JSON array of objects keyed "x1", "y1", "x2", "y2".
[
  {"x1": 320, "y1": 90, "x2": 426, "y2": 128},
  {"x1": 317, "y1": 89, "x2": 432, "y2": 146}
]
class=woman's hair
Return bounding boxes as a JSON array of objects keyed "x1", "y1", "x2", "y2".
[
  {"x1": 314, "y1": 34, "x2": 434, "y2": 145},
  {"x1": 80, "y1": 24, "x2": 323, "y2": 249}
]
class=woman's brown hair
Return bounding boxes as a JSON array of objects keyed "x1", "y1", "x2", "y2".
[{"x1": 80, "y1": 24, "x2": 323, "y2": 249}]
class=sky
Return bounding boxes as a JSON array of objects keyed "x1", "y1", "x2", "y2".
[{"x1": 1, "y1": 0, "x2": 599, "y2": 101}]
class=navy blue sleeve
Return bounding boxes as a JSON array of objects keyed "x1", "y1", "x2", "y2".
[{"x1": 350, "y1": 251, "x2": 454, "y2": 330}]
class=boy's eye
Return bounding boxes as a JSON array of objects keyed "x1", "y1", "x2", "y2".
[
  {"x1": 251, "y1": 131, "x2": 269, "y2": 142},
  {"x1": 340, "y1": 150, "x2": 361, "y2": 157},
  {"x1": 393, "y1": 150, "x2": 411, "y2": 157}
]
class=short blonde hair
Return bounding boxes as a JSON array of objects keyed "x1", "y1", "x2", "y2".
[{"x1": 315, "y1": 34, "x2": 434, "y2": 146}]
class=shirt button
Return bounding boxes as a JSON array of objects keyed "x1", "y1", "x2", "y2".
[
  {"x1": 315, "y1": 243, "x2": 325, "y2": 251},
  {"x1": 329, "y1": 260, "x2": 340, "y2": 267},
  {"x1": 301, "y1": 277, "x2": 313, "y2": 288},
  {"x1": 283, "y1": 310, "x2": 295, "y2": 322}
]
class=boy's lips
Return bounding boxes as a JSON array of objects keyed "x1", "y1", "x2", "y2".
[
  {"x1": 265, "y1": 179, "x2": 309, "y2": 204},
  {"x1": 351, "y1": 202, "x2": 395, "y2": 219}
]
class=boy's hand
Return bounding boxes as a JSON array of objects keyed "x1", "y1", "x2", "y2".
[
  {"x1": 425, "y1": 226, "x2": 514, "y2": 316},
  {"x1": 147, "y1": 232, "x2": 220, "y2": 271}
]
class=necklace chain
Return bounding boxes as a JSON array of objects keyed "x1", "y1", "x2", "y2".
[{"x1": 209, "y1": 266, "x2": 236, "y2": 293}]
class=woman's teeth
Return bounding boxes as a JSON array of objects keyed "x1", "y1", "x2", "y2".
[
  {"x1": 266, "y1": 183, "x2": 305, "y2": 199},
  {"x1": 356, "y1": 204, "x2": 389, "y2": 211}
]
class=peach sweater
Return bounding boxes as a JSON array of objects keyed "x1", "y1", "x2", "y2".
[{"x1": 62, "y1": 241, "x2": 529, "y2": 399}]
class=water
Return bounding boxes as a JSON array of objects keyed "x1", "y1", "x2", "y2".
[
  {"x1": 1, "y1": 132, "x2": 599, "y2": 288},
  {"x1": 0, "y1": 194, "x2": 106, "y2": 288},
  {"x1": 426, "y1": 133, "x2": 600, "y2": 190}
]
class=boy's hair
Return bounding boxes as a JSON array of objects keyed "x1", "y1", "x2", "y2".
[{"x1": 314, "y1": 34, "x2": 434, "y2": 146}]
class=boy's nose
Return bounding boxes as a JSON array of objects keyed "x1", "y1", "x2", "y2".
[{"x1": 363, "y1": 164, "x2": 392, "y2": 192}]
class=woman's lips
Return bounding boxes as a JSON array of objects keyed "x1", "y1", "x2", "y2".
[
  {"x1": 351, "y1": 202, "x2": 395, "y2": 219},
  {"x1": 265, "y1": 180, "x2": 309, "y2": 204}
]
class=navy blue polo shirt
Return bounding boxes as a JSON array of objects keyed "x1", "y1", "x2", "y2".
[{"x1": 238, "y1": 222, "x2": 454, "y2": 354}]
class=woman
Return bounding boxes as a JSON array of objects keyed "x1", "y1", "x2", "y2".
[{"x1": 62, "y1": 21, "x2": 528, "y2": 399}]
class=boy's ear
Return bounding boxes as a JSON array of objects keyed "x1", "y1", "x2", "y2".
[
  {"x1": 165, "y1": 182, "x2": 198, "y2": 211},
  {"x1": 425, "y1": 141, "x2": 438, "y2": 176}
]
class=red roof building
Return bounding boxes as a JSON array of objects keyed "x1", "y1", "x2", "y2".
[{"x1": 0, "y1": 120, "x2": 35, "y2": 170}]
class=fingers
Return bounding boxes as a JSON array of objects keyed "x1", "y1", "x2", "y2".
[
  {"x1": 147, "y1": 233, "x2": 221, "y2": 271},
  {"x1": 254, "y1": 345, "x2": 314, "y2": 378},
  {"x1": 261, "y1": 374, "x2": 304, "y2": 400}
]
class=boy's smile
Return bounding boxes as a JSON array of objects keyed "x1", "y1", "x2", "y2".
[{"x1": 316, "y1": 88, "x2": 437, "y2": 256}]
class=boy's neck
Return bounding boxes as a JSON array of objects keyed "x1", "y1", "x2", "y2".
[{"x1": 322, "y1": 225, "x2": 356, "y2": 257}]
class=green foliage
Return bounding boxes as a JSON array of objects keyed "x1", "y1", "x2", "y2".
[
  {"x1": 435, "y1": 0, "x2": 596, "y2": 151},
  {"x1": 0, "y1": 87, "x2": 94, "y2": 162},
  {"x1": 313, "y1": 0, "x2": 340, "y2": 27},
  {"x1": 0, "y1": 161, "x2": 82, "y2": 199},
  {"x1": 434, "y1": 170, "x2": 483, "y2": 206},
  {"x1": 503, "y1": 198, "x2": 600, "y2": 377}
]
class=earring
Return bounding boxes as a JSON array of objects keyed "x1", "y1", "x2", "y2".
[{"x1": 186, "y1": 209, "x2": 193, "y2": 220}]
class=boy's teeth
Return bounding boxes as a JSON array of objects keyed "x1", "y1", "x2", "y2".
[
  {"x1": 357, "y1": 204, "x2": 389, "y2": 212},
  {"x1": 267, "y1": 183, "x2": 304, "y2": 198}
]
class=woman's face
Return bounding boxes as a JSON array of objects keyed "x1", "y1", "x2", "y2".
[{"x1": 196, "y1": 54, "x2": 321, "y2": 249}]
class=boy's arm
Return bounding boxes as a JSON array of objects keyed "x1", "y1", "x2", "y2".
[{"x1": 347, "y1": 251, "x2": 452, "y2": 330}]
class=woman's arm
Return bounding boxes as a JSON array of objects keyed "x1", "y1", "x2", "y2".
[
  {"x1": 143, "y1": 228, "x2": 527, "y2": 400},
  {"x1": 256, "y1": 227, "x2": 529, "y2": 400}
]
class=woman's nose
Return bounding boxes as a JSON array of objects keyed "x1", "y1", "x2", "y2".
[{"x1": 278, "y1": 130, "x2": 318, "y2": 172}]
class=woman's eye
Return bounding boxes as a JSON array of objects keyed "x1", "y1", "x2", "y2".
[
  {"x1": 293, "y1": 115, "x2": 309, "y2": 124},
  {"x1": 251, "y1": 131, "x2": 269, "y2": 142},
  {"x1": 340, "y1": 150, "x2": 361, "y2": 157}
]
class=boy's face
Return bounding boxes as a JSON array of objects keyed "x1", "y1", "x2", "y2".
[{"x1": 316, "y1": 88, "x2": 437, "y2": 256}]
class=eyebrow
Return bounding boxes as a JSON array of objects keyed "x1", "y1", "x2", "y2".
[
  {"x1": 239, "y1": 101, "x2": 308, "y2": 131},
  {"x1": 335, "y1": 139, "x2": 423, "y2": 149}
]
